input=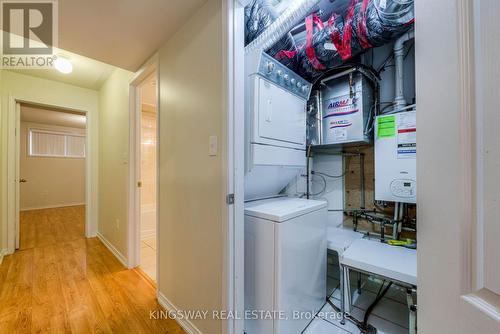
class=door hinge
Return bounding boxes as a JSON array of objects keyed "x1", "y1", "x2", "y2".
[{"x1": 226, "y1": 193, "x2": 235, "y2": 205}]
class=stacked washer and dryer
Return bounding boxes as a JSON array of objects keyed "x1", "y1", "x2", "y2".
[{"x1": 244, "y1": 50, "x2": 327, "y2": 334}]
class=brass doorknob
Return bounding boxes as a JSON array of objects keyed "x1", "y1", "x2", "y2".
[{"x1": 19, "y1": 179, "x2": 27, "y2": 183}]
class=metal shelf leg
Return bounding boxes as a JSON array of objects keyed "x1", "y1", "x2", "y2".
[{"x1": 406, "y1": 288, "x2": 417, "y2": 334}]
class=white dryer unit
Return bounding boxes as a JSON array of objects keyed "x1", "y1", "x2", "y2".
[
  {"x1": 245, "y1": 51, "x2": 311, "y2": 200},
  {"x1": 244, "y1": 198, "x2": 327, "y2": 334}
]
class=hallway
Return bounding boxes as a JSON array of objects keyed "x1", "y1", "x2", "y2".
[{"x1": 0, "y1": 206, "x2": 185, "y2": 333}]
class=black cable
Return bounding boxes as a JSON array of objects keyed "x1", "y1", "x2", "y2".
[
  {"x1": 376, "y1": 53, "x2": 394, "y2": 74},
  {"x1": 310, "y1": 173, "x2": 327, "y2": 196},
  {"x1": 326, "y1": 297, "x2": 340, "y2": 312},
  {"x1": 311, "y1": 153, "x2": 352, "y2": 181},
  {"x1": 379, "y1": 103, "x2": 395, "y2": 115},
  {"x1": 366, "y1": 102, "x2": 394, "y2": 133},
  {"x1": 313, "y1": 171, "x2": 346, "y2": 179},
  {"x1": 361, "y1": 281, "x2": 393, "y2": 330},
  {"x1": 404, "y1": 42, "x2": 414, "y2": 60}
]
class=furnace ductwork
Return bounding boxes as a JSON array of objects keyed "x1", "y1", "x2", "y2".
[{"x1": 245, "y1": 0, "x2": 414, "y2": 80}]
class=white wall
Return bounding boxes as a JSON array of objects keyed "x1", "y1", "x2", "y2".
[
  {"x1": 98, "y1": 68, "x2": 134, "y2": 258},
  {"x1": 370, "y1": 42, "x2": 416, "y2": 107},
  {"x1": 20, "y1": 121, "x2": 86, "y2": 210},
  {"x1": 312, "y1": 155, "x2": 344, "y2": 228},
  {"x1": 0, "y1": 70, "x2": 99, "y2": 252},
  {"x1": 283, "y1": 155, "x2": 344, "y2": 228},
  {"x1": 157, "y1": 1, "x2": 225, "y2": 333}
]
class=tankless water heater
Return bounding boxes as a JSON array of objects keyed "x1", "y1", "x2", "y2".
[{"x1": 375, "y1": 110, "x2": 417, "y2": 203}]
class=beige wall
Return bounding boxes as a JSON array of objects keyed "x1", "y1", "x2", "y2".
[
  {"x1": 158, "y1": 1, "x2": 225, "y2": 333},
  {"x1": 20, "y1": 121, "x2": 86, "y2": 210},
  {"x1": 0, "y1": 70, "x2": 99, "y2": 252},
  {"x1": 98, "y1": 68, "x2": 134, "y2": 258}
]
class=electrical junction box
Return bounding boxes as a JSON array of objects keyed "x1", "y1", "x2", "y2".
[
  {"x1": 316, "y1": 69, "x2": 374, "y2": 147},
  {"x1": 375, "y1": 110, "x2": 416, "y2": 203}
]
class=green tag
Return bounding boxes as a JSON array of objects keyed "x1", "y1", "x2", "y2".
[{"x1": 377, "y1": 115, "x2": 396, "y2": 138}]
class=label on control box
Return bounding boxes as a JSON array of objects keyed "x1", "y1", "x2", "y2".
[
  {"x1": 322, "y1": 94, "x2": 359, "y2": 143},
  {"x1": 377, "y1": 115, "x2": 396, "y2": 138},
  {"x1": 397, "y1": 112, "x2": 416, "y2": 159}
]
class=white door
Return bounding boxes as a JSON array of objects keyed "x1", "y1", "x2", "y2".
[{"x1": 417, "y1": 0, "x2": 500, "y2": 332}]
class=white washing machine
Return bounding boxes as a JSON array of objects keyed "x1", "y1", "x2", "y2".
[{"x1": 244, "y1": 197, "x2": 327, "y2": 334}]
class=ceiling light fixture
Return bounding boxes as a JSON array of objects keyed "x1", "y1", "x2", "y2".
[{"x1": 54, "y1": 57, "x2": 73, "y2": 74}]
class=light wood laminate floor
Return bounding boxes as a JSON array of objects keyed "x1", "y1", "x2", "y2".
[{"x1": 0, "y1": 206, "x2": 186, "y2": 334}]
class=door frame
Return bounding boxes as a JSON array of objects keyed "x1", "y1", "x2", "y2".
[
  {"x1": 415, "y1": 0, "x2": 500, "y2": 331},
  {"x1": 227, "y1": 0, "x2": 500, "y2": 334},
  {"x1": 127, "y1": 55, "x2": 159, "y2": 283},
  {"x1": 223, "y1": 1, "x2": 246, "y2": 333},
  {"x1": 6, "y1": 97, "x2": 95, "y2": 254}
]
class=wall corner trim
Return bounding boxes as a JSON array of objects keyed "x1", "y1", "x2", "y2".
[
  {"x1": 157, "y1": 291, "x2": 203, "y2": 334},
  {"x1": 96, "y1": 232, "x2": 128, "y2": 267}
]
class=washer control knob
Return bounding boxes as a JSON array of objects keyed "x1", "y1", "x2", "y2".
[
  {"x1": 277, "y1": 70, "x2": 283, "y2": 78},
  {"x1": 284, "y1": 74, "x2": 290, "y2": 83},
  {"x1": 266, "y1": 62, "x2": 275, "y2": 73},
  {"x1": 302, "y1": 85, "x2": 309, "y2": 93},
  {"x1": 297, "y1": 82, "x2": 302, "y2": 89},
  {"x1": 290, "y1": 78, "x2": 296, "y2": 86}
]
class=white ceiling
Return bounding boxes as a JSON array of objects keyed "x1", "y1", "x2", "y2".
[
  {"x1": 9, "y1": 46, "x2": 117, "y2": 90},
  {"x1": 4, "y1": 1, "x2": 206, "y2": 89},
  {"x1": 58, "y1": 0, "x2": 206, "y2": 71},
  {"x1": 21, "y1": 104, "x2": 86, "y2": 129}
]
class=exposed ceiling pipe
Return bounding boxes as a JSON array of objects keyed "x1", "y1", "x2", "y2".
[
  {"x1": 245, "y1": 0, "x2": 321, "y2": 55},
  {"x1": 394, "y1": 29, "x2": 415, "y2": 109}
]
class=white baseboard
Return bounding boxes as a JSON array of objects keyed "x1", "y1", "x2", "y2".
[
  {"x1": 157, "y1": 291, "x2": 203, "y2": 334},
  {"x1": 96, "y1": 232, "x2": 128, "y2": 267},
  {"x1": 20, "y1": 202, "x2": 85, "y2": 211},
  {"x1": 0, "y1": 249, "x2": 7, "y2": 265}
]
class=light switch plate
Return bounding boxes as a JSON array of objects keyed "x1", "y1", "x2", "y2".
[{"x1": 209, "y1": 135, "x2": 218, "y2": 156}]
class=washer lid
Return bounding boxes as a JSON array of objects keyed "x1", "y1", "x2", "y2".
[{"x1": 244, "y1": 198, "x2": 327, "y2": 222}]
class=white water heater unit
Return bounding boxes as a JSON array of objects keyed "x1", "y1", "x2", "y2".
[{"x1": 375, "y1": 110, "x2": 416, "y2": 203}]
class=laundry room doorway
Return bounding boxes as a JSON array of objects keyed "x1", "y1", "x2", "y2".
[
  {"x1": 129, "y1": 60, "x2": 159, "y2": 284},
  {"x1": 225, "y1": 1, "x2": 500, "y2": 333}
]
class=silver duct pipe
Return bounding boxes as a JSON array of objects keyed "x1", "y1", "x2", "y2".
[
  {"x1": 393, "y1": 29, "x2": 415, "y2": 109},
  {"x1": 245, "y1": 0, "x2": 320, "y2": 55}
]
